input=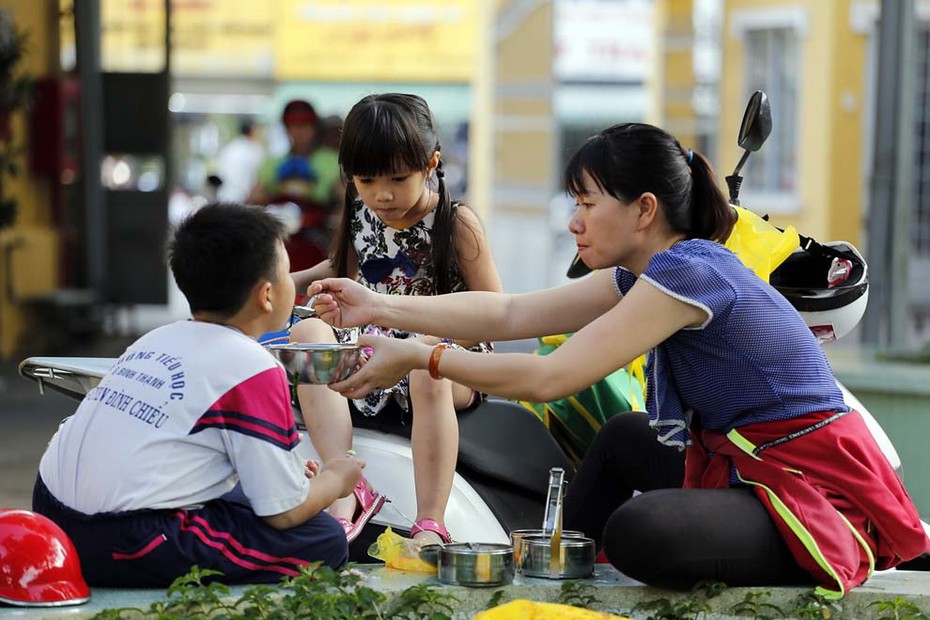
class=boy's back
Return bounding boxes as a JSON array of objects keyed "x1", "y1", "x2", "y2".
[{"x1": 39, "y1": 320, "x2": 306, "y2": 516}]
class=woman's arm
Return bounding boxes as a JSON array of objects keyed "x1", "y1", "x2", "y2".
[
  {"x1": 330, "y1": 278, "x2": 707, "y2": 403},
  {"x1": 310, "y1": 268, "x2": 622, "y2": 343}
]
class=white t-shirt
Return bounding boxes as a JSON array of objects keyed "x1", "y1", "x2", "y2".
[{"x1": 39, "y1": 321, "x2": 309, "y2": 517}]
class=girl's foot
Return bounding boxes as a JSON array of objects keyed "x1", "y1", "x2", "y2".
[
  {"x1": 334, "y1": 477, "x2": 386, "y2": 543},
  {"x1": 410, "y1": 518, "x2": 452, "y2": 545}
]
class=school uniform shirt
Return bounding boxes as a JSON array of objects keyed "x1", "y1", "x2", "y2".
[
  {"x1": 39, "y1": 321, "x2": 308, "y2": 517},
  {"x1": 612, "y1": 239, "x2": 848, "y2": 448}
]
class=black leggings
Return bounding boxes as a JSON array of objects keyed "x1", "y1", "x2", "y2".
[{"x1": 563, "y1": 412, "x2": 813, "y2": 590}]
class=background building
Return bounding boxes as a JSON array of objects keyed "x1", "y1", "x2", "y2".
[{"x1": 1, "y1": 0, "x2": 929, "y2": 358}]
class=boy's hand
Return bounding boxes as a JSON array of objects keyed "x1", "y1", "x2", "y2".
[
  {"x1": 303, "y1": 459, "x2": 321, "y2": 479},
  {"x1": 321, "y1": 455, "x2": 365, "y2": 498},
  {"x1": 307, "y1": 278, "x2": 378, "y2": 328}
]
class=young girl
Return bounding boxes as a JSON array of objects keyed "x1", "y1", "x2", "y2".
[{"x1": 289, "y1": 93, "x2": 502, "y2": 545}]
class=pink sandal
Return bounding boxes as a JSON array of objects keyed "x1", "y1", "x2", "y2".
[
  {"x1": 336, "y1": 476, "x2": 386, "y2": 543},
  {"x1": 410, "y1": 518, "x2": 452, "y2": 544}
]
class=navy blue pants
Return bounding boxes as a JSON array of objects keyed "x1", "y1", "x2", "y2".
[{"x1": 33, "y1": 476, "x2": 348, "y2": 587}]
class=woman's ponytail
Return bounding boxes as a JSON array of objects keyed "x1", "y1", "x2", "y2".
[{"x1": 687, "y1": 150, "x2": 735, "y2": 242}]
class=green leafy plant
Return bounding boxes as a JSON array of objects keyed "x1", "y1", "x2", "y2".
[
  {"x1": 90, "y1": 563, "x2": 461, "y2": 620},
  {"x1": 729, "y1": 590, "x2": 785, "y2": 620},
  {"x1": 484, "y1": 589, "x2": 508, "y2": 610},
  {"x1": 557, "y1": 580, "x2": 600, "y2": 609},
  {"x1": 631, "y1": 596, "x2": 711, "y2": 620},
  {"x1": 869, "y1": 597, "x2": 930, "y2": 620},
  {"x1": 791, "y1": 590, "x2": 843, "y2": 620}
]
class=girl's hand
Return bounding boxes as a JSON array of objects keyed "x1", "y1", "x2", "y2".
[
  {"x1": 307, "y1": 278, "x2": 378, "y2": 328},
  {"x1": 329, "y1": 334, "x2": 430, "y2": 399}
]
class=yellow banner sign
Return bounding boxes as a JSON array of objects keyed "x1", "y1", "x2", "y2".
[{"x1": 274, "y1": 0, "x2": 477, "y2": 82}]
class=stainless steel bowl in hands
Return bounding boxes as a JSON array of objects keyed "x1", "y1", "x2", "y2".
[
  {"x1": 518, "y1": 535, "x2": 595, "y2": 579},
  {"x1": 265, "y1": 343, "x2": 361, "y2": 384},
  {"x1": 437, "y1": 542, "x2": 514, "y2": 587}
]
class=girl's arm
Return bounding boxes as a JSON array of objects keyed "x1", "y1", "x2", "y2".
[
  {"x1": 454, "y1": 206, "x2": 503, "y2": 295},
  {"x1": 291, "y1": 251, "x2": 358, "y2": 297},
  {"x1": 330, "y1": 277, "x2": 707, "y2": 403},
  {"x1": 447, "y1": 206, "x2": 502, "y2": 348},
  {"x1": 311, "y1": 268, "x2": 621, "y2": 343}
]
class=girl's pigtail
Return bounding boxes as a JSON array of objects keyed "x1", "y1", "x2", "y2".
[
  {"x1": 431, "y1": 159, "x2": 455, "y2": 295},
  {"x1": 688, "y1": 151, "x2": 735, "y2": 242},
  {"x1": 329, "y1": 178, "x2": 357, "y2": 277}
]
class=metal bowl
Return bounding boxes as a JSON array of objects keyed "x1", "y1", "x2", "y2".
[
  {"x1": 437, "y1": 542, "x2": 514, "y2": 587},
  {"x1": 265, "y1": 343, "x2": 361, "y2": 384},
  {"x1": 518, "y1": 535, "x2": 595, "y2": 579},
  {"x1": 509, "y1": 529, "x2": 585, "y2": 568}
]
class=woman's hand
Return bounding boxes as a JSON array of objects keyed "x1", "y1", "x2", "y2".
[
  {"x1": 329, "y1": 334, "x2": 431, "y2": 399},
  {"x1": 307, "y1": 278, "x2": 379, "y2": 328}
]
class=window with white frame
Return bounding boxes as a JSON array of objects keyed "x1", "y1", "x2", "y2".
[{"x1": 743, "y1": 27, "x2": 799, "y2": 197}]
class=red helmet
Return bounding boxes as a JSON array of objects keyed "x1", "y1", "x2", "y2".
[{"x1": 0, "y1": 509, "x2": 90, "y2": 607}]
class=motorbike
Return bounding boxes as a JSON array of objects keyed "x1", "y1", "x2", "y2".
[{"x1": 17, "y1": 91, "x2": 925, "y2": 564}]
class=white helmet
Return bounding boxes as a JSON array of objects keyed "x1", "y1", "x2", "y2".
[{"x1": 769, "y1": 241, "x2": 868, "y2": 343}]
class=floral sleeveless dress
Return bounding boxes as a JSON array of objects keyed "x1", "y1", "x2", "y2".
[{"x1": 340, "y1": 199, "x2": 493, "y2": 416}]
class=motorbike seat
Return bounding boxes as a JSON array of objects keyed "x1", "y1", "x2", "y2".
[{"x1": 456, "y1": 399, "x2": 574, "y2": 496}]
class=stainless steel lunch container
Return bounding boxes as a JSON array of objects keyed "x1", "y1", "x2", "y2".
[
  {"x1": 518, "y1": 535, "x2": 596, "y2": 579},
  {"x1": 437, "y1": 542, "x2": 514, "y2": 587},
  {"x1": 509, "y1": 529, "x2": 584, "y2": 568}
]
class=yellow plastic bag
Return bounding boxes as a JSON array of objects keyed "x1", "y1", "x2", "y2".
[
  {"x1": 725, "y1": 206, "x2": 800, "y2": 281},
  {"x1": 474, "y1": 599, "x2": 631, "y2": 619},
  {"x1": 367, "y1": 526, "x2": 437, "y2": 574}
]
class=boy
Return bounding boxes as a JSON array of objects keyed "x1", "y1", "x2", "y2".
[{"x1": 32, "y1": 203, "x2": 363, "y2": 587}]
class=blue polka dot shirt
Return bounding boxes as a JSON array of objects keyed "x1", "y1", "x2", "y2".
[{"x1": 614, "y1": 239, "x2": 848, "y2": 449}]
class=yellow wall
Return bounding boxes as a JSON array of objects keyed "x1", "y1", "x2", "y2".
[
  {"x1": 657, "y1": 0, "x2": 696, "y2": 146},
  {"x1": 494, "y1": 1, "x2": 555, "y2": 213},
  {"x1": 0, "y1": 0, "x2": 59, "y2": 359},
  {"x1": 720, "y1": 0, "x2": 865, "y2": 246}
]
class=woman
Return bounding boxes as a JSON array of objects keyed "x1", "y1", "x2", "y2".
[{"x1": 307, "y1": 123, "x2": 928, "y2": 594}]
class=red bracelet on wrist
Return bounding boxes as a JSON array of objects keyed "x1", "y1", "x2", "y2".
[{"x1": 428, "y1": 342, "x2": 452, "y2": 380}]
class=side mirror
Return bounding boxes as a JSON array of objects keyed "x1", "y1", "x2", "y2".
[
  {"x1": 726, "y1": 90, "x2": 772, "y2": 205},
  {"x1": 737, "y1": 91, "x2": 772, "y2": 153}
]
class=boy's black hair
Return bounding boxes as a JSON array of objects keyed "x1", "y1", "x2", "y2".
[
  {"x1": 330, "y1": 93, "x2": 461, "y2": 294},
  {"x1": 168, "y1": 203, "x2": 288, "y2": 318}
]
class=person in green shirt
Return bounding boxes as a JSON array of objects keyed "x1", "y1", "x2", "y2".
[
  {"x1": 248, "y1": 99, "x2": 343, "y2": 209},
  {"x1": 248, "y1": 99, "x2": 345, "y2": 271}
]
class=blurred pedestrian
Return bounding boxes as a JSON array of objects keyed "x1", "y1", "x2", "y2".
[{"x1": 216, "y1": 119, "x2": 265, "y2": 203}]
